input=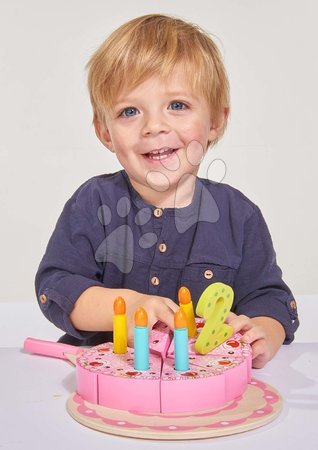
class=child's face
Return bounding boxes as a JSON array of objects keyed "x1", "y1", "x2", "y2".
[{"x1": 95, "y1": 65, "x2": 222, "y2": 198}]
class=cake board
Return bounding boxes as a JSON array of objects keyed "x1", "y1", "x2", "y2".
[{"x1": 66, "y1": 378, "x2": 283, "y2": 440}]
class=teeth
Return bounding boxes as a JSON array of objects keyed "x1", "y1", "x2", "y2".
[
  {"x1": 146, "y1": 148, "x2": 176, "y2": 160},
  {"x1": 148, "y1": 147, "x2": 173, "y2": 155}
]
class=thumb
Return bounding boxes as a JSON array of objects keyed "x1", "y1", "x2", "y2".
[{"x1": 225, "y1": 311, "x2": 237, "y2": 324}]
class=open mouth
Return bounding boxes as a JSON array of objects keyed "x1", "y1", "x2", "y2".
[{"x1": 143, "y1": 148, "x2": 179, "y2": 161}]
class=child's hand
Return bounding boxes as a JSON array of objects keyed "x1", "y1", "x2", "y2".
[
  {"x1": 124, "y1": 290, "x2": 179, "y2": 347},
  {"x1": 225, "y1": 312, "x2": 285, "y2": 369}
]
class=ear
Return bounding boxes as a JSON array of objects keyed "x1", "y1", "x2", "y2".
[
  {"x1": 208, "y1": 107, "x2": 230, "y2": 141},
  {"x1": 94, "y1": 117, "x2": 115, "y2": 153}
]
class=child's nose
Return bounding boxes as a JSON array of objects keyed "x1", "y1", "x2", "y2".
[{"x1": 142, "y1": 113, "x2": 171, "y2": 136}]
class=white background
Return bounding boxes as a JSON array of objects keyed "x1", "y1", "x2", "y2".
[{"x1": 1, "y1": 0, "x2": 317, "y2": 315}]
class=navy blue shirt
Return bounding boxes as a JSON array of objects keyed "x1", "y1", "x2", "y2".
[{"x1": 35, "y1": 170, "x2": 299, "y2": 345}]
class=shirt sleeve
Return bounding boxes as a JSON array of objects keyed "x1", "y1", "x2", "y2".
[
  {"x1": 232, "y1": 205, "x2": 299, "y2": 344},
  {"x1": 35, "y1": 182, "x2": 106, "y2": 340}
]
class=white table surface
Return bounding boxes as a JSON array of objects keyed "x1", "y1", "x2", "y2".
[{"x1": 0, "y1": 344, "x2": 317, "y2": 449}]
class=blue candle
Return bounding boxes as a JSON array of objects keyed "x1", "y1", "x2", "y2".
[
  {"x1": 174, "y1": 308, "x2": 189, "y2": 371},
  {"x1": 134, "y1": 307, "x2": 149, "y2": 370}
]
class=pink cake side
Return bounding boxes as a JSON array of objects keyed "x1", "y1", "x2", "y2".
[
  {"x1": 75, "y1": 322, "x2": 252, "y2": 413},
  {"x1": 161, "y1": 358, "x2": 228, "y2": 413},
  {"x1": 162, "y1": 350, "x2": 251, "y2": 412},
  {"x1": 76, "y1": 343, "x2": 162, "y2": 412}
]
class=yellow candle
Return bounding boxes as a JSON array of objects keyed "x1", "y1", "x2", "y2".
[
  {"x1": 113, "y1": 296, "x2": 127, "y2": 354},
  {"x1": 178, "y1": 286, "x2": 198, "y2": 338}
]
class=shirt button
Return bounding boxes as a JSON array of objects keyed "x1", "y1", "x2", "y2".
[
  {"x1": 290, "y1": 299, "x2": 297, "y2": 310},
  {"x1": 151, "y1": 276, "x2": 160, "y2": 286},
  {"x1": 39, "y1": 294, "x2": 47, "y2": 304},
  {"x1": 153, "y1": 208, "x2": 163, "y2": 218},
  {"x1": 204, "y1": 269, "x2": 214, "y2": 280},
  {"x1": 158, "y1": 243, "x2": 167, "y2": 253}
]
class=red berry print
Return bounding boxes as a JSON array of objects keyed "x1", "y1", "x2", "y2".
[
  {"x1": 218, "y1": 360, "x2": 231, "y2": 366},
  {"x1": 126, "y1": 371, "x2": 141, "y2": 377},
  {"x1": 226, "y1": 339, "x2": 239, "y2": 348},
  {"x1": 182, "y1": 371, "x2": 198, "y2": 378}
]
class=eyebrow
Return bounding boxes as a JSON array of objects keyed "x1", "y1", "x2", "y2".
[
  {"x1": 115, "y1": 91, "x2": 198, "y2": 107},
  {"x1": 164, "y1": 91, "x2": 197, "y2": 98}
]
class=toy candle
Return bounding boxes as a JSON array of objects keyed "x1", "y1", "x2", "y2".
[
  {"x1": 134, "y1": 307, "x2": 149, "y2": 370},
  {"x1": 174, "y1": 308, "x2": 189, "y2": 372},
  {"x1": 113, "y1": 296, "x2": 127, "y2": 354},
  {"x1": 178, "y1": 286, "x2": 198, "y2": 338}
]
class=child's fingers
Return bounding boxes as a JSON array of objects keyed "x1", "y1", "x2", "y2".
[
  {"x1": 226, "y1": 314, "x2": 266, "y2": 344},
  {"x1": 127, "y1": 333, "x2": 134, "y2": 348},
  {"x1": 225, "y1": 311, "x2": 237, "y2": 323},
  {"x1": 154, "y1": 303, "x2": 176, "y2": 331},
  {"x1": 163, "y1": 297, "x2": 179, "y2": 314},
  {"x1": 127, "y1": 303, "x2": 175, "y2": 347},
  {"x1": 226, "y1": 314, "x2": 251, "y2": 333},
  {"x1": 241, "y1": 325, "x2": 266, "y2": 344},
  {"x1": 251, "y1": 339, "x2": 270, "y2": 369}
]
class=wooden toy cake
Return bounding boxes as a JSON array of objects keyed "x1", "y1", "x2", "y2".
[
  {"x1": 24, "y1": 282, "x2": 283, "y2": 439},
  {"x1": 25, "y1": 283, "x2": 252, "y2": 413},
  {"x1": 75, "y1": 321, "x2": 251, "y2": 413},
  {"x1": 78, "y1": 281, "x2": 252, "y2": 414}
]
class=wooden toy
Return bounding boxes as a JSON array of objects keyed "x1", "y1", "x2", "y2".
[
  {"x1": 113, "y1": 296, "x2": 127, "y2": 354},
  {"x1": 24, "y1": 336, "x2": 83, "y2": 363},
  {"x1": 24, "y1": 283, "x2": 283, "y2": 439},
  {"x1": 66, "y1": 378, "x2": 282, "y2": 439},
  {"x1": 149, "y1": 320, "x2": 172, "y2": 358},
  {"x1": 24, "y1": 326, "x2": 251, "y2": 414},
  {"x1": 25, "y1": 331, "x2": 283, "y2": 439},
  {"x1": 195, "y1": 282, "x2": 234, "y2": 354},
  {"x1": 173, "y1": 308, "x2": 189, "y2": 371},
  {"x1": 77, "y1": 342, "x2": 161, "y2": 411},
  {"x1": 134, "y1": 307, "x2": 149, "y2": 370},
  {"x1": 178, "y1": 286, "x2": 198, "y2": 337}
]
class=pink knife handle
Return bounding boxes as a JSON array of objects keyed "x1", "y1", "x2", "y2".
[{"x1": 24, "y1": 337, "x2": 82, "y2": 360}]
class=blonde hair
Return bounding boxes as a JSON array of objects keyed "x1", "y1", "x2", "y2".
[{"x1": 87, "y1": 14, "x2": 230, "y2": 147}]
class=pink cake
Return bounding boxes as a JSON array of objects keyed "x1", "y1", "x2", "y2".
[{"x1": 76, "y1": 320, "x2": 252, "y2": 413}]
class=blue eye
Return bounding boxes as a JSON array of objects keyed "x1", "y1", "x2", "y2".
[
  {"x1": 120, "y1": 107, "x2": 138, "y2": 117},
  {"x1": 170, "y1": 101, "x2": 187, "y2": 111}
]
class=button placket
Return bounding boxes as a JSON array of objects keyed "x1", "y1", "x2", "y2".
[
  {"x1": 148, "y1": 209, "x2": 170, "y2": 294},
  {"x1": 154, "y1": 211, "x2": 170, "y2": 259}
]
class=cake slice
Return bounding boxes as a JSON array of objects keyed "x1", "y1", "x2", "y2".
[
  {"x1": 149, "y1": 321, "x2": 172, "y2": 359},
  {"x1": 76, "y1": 342, "x2": 162, "y2": 412}
]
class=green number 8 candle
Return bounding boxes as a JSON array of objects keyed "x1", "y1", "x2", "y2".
[{"x1": 194, "y1": 282, "x2": 234, "y2": 355}]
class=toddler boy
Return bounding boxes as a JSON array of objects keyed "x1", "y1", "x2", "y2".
[{"x1": 35, "y1": 14, "x2": 299, "y2": 368}]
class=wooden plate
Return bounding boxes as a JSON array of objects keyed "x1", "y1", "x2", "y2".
[{"x1": 66, "y1": 378, "x2": 282, "y2": 440}]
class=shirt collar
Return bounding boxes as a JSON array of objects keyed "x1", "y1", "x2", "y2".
[{"x1": 120, "y1": 169, "x2": 203, "y2": 219}]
